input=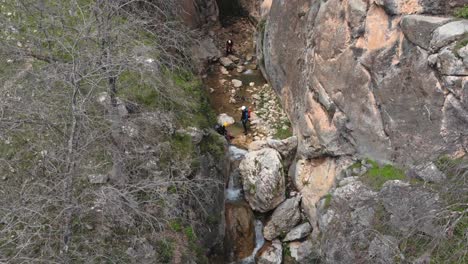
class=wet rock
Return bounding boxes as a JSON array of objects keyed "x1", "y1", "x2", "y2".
[
  {"x1": 229, "y1": 146, "x2": 248, "y2": 161},
  {"x1": 232, "y1": 79, "x2": 243, "y2": 88},
  {"x1": 88, "y1": 174, "x2": 108, "y2": 184},
  {"x1": 251, "y1": 64, "x2": 259, "y2": 70},
  {"x1": 408, "y1": 162, "x2": 446, "y2": 183},
  {"x1": 400, "y1": 15, "x2": 453, "y2": 50},
  {"x1": 225, "y1": 202, "x2": 256, "y2": 262},
  {"x1": 256, "y1": 240, "x2": 282, "y2": 264},
  {"x1": 228, "y1": 54, "x2": 240, "y2": 64},
  {"x1": 220, "y1": 57, "x2": 235, "y2": 68},
  {"x1": 239, "y1": 148, "x2": 286, "y2": 212},
  {"x1": 263, "y1": 196, "x2": 301, "y2": 240},
  {"x1": 431, "y1": 20, "x2": 468, "y2": 51},
  {"x1": 283, "y1": 222, "x2": 312, "y2": 242},
  {"x1": 237, "y1": 65, "x2": 246, "y2": 73},
  {"x1": 217, "y1": 113, "x2": 235, "y2": 126}
]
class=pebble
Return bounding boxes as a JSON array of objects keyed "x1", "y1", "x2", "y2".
[
  {"x1": 249, "y1": 82, "x2": 255, "y2": 87},
  {"x1": 220, "y1": 67, "x2": 229, "y2": 75}
]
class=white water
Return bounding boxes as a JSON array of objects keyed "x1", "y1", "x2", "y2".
[
  {"x1": 238, "y1": 220, "x2": 266, "y2": 264},
  {"x1": 225, "y1": 173, "x2": 242, "y2": 201}
]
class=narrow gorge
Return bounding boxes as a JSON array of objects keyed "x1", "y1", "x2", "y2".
[{"x1": 188, "y1": 0, "x2": 468, "y2": 263}]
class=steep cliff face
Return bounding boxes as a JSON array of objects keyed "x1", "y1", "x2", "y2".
[
  {"x1": 180, "y1": 0, "x2": 219, "y2": 28},
  {"x1": 259, "y1": 0, "x2": 468, "y2": 165}
]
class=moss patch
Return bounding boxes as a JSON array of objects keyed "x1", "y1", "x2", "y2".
[
  {"x1": 455, "y1": 5, "x2": 468, "y2": 19},
  {"x1": 360, "y1": 160, "x2": 406, "y2": 190}
]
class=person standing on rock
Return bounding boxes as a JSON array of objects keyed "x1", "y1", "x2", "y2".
[
  {"x1": 226, "y1": 39, "x2": 234, "y2": 55},
  {"x1": 241, "y1": 106, "x2": 250, "y2": 135}
]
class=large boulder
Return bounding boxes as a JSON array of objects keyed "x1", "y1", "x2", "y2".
[
  {"x1": 239, "y1": 148, "x2": 286, "y2": 212},
  {"x1": 256, "y1": 239, "x2": 282, "y2": 264},
  {"x1": 263, "y1": 196, "x2": 302, "y2": 240},
  {"x1": 225, "y1": 202, "x2": 256, "y2": 262}
]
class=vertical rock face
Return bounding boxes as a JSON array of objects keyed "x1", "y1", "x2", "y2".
[
  {"x1": 180, "y1": 0, "x2": 219, "y2": 28},
  {"x1": 259, "y1": 0, "x2": 468, "y2": 165}
]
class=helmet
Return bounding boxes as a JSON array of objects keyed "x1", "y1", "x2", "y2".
[
  {"x1": 241, "y1": 106, "x2": 246, "y2": 110},
  {"x1": 223, "y1": 122, "x2": 228, "y2": 127}
]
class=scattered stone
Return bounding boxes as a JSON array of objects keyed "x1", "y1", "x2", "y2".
[
  {"x1": 217, "y1": 113, "x2": 235, "y2": 126},
  {"x1": 232, "y1": 79, "x2": 243, "y2": 88},
  {"x1": 237, "y1": 66, "x2": 246, "y2": 73},
  {"x1": 219, "y1": 79, "x2": 227, "y2": 85},
  {"x1": 229, "y1": 98, "x2": 237, "y2": 104},
  {"x1": 220, "y1": 66, "x2": 229, "y2": 75},
  {"x1": 88, "y1": 174, "x2": 108, "y2": 184},
  {"x1": 85, "y1": 224, "x2": 94, "y2": 231},
  {"x1": 209, "y1": 87, "x2": 215, "y2": 93},
  {"x1": 220, "y1": 57, "x2": 235, "y2": 68},
  {"x1": 239, "y1": 148, "x2": 286, "y2": 212},
  {"x1": 2, "y1": 176, "x2": 7, "y2": 181},
  {"x1": 256, "y1": 240, "x2": 282, "y2": 264},
  {"x1": 246, "y1": 54, "x2": 255, "y2": 62},
  {"x1": 263, "y1": 196, "x2": 301, "y2": 240},
  {"x1": 248, "y1": 64, "x2": 258, "y2": 70},
  {"x1": 249, "y1": 82, "x2": 255, "y2": 87}
]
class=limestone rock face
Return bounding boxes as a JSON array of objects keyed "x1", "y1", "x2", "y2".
[
  {"x1": 260, "y1": 0, "x2": 468, "y2": 165},
  {"x1": 239, "y1": 148, "x2": 286, "y2": 212},
  {"x1": 263, "y1": 196, "x2": 302, "y2": 241}
]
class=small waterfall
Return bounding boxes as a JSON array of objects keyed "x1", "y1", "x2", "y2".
[
  {"x1": 238, "y1": 220, "x2": 266, "y2": 264},
  {"x1": 226, "y1": 171, "x2": 242, "y2": 201}
]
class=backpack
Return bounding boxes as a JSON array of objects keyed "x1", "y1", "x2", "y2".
[{"x1": 248, "y1": 108, "x2": 251, "y2": 118}]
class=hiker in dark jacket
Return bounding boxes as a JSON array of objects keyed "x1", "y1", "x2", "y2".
[
  {"x1": 240, "y1": 106, "x2": 250, "y2": 135},
  {"x1": 226, "y1": 39, "x2": 233, "y2": 55}
]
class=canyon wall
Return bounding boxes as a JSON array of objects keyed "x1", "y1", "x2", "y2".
[{"x1": 258, "y1": 0, "x2": 468, "y2": 165}]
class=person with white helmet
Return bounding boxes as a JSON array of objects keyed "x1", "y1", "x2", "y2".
[{"x1": 240, "y1": 105, "x2": 250, "y2": 135}]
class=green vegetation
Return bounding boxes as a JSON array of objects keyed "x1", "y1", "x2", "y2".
[
  {"x1": 274, "y1": 122, "x2": 293, "y2": 139},
  {"x1": 200, "y1": 132, "x2": 225, "y2": 157},
  {"x1": 157, "y1": 239, "x2": 174, "y2": 263},
  {"x1": 360, "y1": 160, "x2": 406, "y2": 190},
  {"x1": 323, "y1": 193, "x2": 332, "y2": 210},
  {"x1": 454, "y1": 5, "x2": 468, "y2": 19}
]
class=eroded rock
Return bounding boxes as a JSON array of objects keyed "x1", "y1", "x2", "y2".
[{"x1": 225, "y1": 202, "x2": 256, "y2": 262}]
